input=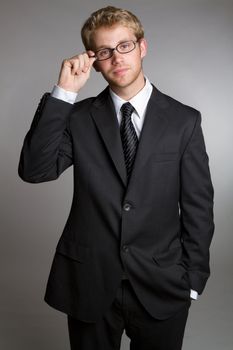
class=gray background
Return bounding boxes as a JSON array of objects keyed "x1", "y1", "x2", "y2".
[{"x1": 1, "y1": 0, "x2": 232, "y2": 349}]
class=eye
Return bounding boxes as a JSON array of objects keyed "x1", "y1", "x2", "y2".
[
  {"x1": 118, "y1": 42, "x2": 131, "y2": 51},
  {"x1": 97, "y1": 49, "x2": 110, "y2": 59}
]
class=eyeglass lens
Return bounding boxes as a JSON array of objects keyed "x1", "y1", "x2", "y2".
[{"x1": 95, "y1": 40, "x2": 137, "y2": 61}]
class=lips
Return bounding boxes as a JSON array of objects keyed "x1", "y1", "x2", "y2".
[{"x1": 112, "y1": 67, "x2": 129, "y2": 75}]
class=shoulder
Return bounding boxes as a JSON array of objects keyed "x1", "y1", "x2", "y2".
[
  {"x1": 152, "y1": 85, "x2": 201, "y2": 128},
  {"x1": 68, "y1": 86, "x2": 110, "y2": 125},
  {"x1": 72, "y1": 96, "x2": 95, "y2": 111},
  {"x1": 72, "y1": 86, "x2": 109, "y2": 111}
]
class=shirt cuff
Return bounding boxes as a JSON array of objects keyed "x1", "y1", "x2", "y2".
[
  {"x1": 190, "y1": 289, "x2": 198, "y2": 300},
  {"x1": 51, "y1": 85, "x2": 78, "y2": 104}
]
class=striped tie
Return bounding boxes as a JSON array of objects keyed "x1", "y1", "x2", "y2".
[{"x1": 120, "y1": 102, "x2": 138, "y2": 182}]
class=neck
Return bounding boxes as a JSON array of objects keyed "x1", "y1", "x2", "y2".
[{"x1": 110, "y1": 72, "x2": 146, "y2": 100}]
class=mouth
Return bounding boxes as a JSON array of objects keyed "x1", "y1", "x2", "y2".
[{"x1": 112, "y1": 67, "x2": 129, "y2": 76}]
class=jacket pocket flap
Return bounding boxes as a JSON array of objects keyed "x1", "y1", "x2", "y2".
[
  {"x1": 152, "y1": 243, "x2": 182, "y2": 267},
  {"x1": 56, "y1": 239, "x2": 90, "y2": 263}
]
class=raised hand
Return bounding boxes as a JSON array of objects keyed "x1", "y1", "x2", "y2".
[{"x1": 57, "y1": 51, "x2": 96, "y2": 93}]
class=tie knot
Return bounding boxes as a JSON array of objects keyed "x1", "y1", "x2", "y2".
[{"x1": 121, "y1": 102, "x2": 134, "y2": 118}]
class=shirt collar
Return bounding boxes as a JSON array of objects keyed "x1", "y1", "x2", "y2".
[{"x1": 109, "y1": 77, "x2": 153, "y2": 118}]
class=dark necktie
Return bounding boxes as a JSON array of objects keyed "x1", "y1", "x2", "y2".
[{"x1": 120, "y1": 102, "x2": 139, "y2": 182}]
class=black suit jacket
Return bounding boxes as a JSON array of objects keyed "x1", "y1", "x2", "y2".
[{"x1": 18, "y1": 85, "x2": 214, "y2": 322}]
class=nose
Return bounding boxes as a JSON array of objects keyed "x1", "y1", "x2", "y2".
[{"x1": 111, "y1": 49, "x2": 123, "y2": 64}]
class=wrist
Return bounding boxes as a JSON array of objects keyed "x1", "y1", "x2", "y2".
[{"x1": 51, "y1": 85, "x2": 78, "y2": 104}]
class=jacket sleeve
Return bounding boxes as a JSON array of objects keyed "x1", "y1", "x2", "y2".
[
  {"x1": 180, "y1": 112, "x2": 214, "y2": 294},
  {"x1": 18, "y1": 93, "x2": 74, "y2": 183}
]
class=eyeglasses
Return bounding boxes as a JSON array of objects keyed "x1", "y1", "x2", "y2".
[{"x1": 93, "y1": 40, "x2": 139, "y2": 61}]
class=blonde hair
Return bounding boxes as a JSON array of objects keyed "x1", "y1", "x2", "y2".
[{"x1": 81, "y1": 6, "x2": 144, "y2": 50}]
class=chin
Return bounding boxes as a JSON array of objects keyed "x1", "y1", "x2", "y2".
[{"x1": 108, "y1": 76, "x2": 134, "y2": 89}]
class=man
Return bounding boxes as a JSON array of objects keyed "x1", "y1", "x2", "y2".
[{"x1": 18, "y1": 6, "x2": 214, "y2": 350}]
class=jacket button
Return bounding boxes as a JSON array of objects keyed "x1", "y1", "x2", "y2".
[
  {"x1": 123, "y1": 203, "x2": 131, "y2": 211},
  {"x1": 122, "y1": 245, "x2": 129, "y2": 253}
]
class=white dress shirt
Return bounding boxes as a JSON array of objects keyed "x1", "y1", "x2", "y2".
[
  {"x1": 108, "y1": 76, "x2": 153, "y2": 138},
  {"x1": 51, "y1": 79, "x2": 198, "y2": 300}
]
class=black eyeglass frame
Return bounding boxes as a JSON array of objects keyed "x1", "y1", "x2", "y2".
[{"x1": 93, "y1": 39, "x2": 140, "y2": 62}]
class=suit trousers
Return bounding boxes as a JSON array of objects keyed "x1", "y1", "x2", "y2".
[{"x1": 67, "y1": 279, "x2": 191, "y2": 350}]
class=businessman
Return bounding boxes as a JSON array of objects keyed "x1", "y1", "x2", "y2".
[{"x1": 18, "y1": 6, "x2": 214, "y2": 350}]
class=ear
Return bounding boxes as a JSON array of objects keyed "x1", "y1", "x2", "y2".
[{"x1": 139, "y1": 38, "x2": 147, "y2": 59}]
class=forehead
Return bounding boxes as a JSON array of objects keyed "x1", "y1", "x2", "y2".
[{"x1": 92, "y1": 25, "x2": 136, "y2": 49}]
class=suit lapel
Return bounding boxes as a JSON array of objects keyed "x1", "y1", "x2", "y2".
[
  {"x1": 90, "y1": 85, "x2": 169, "y2": 189},
  {"x1": 90, "y1": 87, "x2": 127, "y2": 186},
  {"x1": 126, "y1": 85, "x2": 169, "y2": 192}
]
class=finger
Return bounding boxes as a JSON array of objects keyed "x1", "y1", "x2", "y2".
[
  {"x1": 76, "y1": 54, "x2": 85, "y2": 74},
  {"x1": 78, "y1": 52, "x2": 96, "y2": 74},
  {"x1": 87, "y1": 50, "x2": 96, "y2": 60},
  {"x1": 82, "y1": 53, "x2": 90, "y2": 73},
  {"x1": 70, "y1": 55, "x2": 86, "y2": 76},
  {"x1": 86, "y1": 51, "x2": 97, "y2": 70},
  {"x1": 89, "y1": 56, "x2": 97, "y2": 65},
  {"x1": 70, "y1": 58, "x2": 81, "y2": 75},
  {"x1": 62, "y1": 58, "x2": 72, "y2": 69}
]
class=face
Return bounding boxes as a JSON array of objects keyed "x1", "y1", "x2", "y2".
[{"x1": 92, "y1": 25, "x2": 147, "y2": 97}]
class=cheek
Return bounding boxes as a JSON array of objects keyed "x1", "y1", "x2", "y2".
[
  {"x1": 94, "y1": 61, "x2": 110, "y2": 73},
  {"x1": 132, "y1": 54, "x2": 143, "y2": 69},
  {"x1": 97, "y1": 62, "x2": 111, "y2": 74}
]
